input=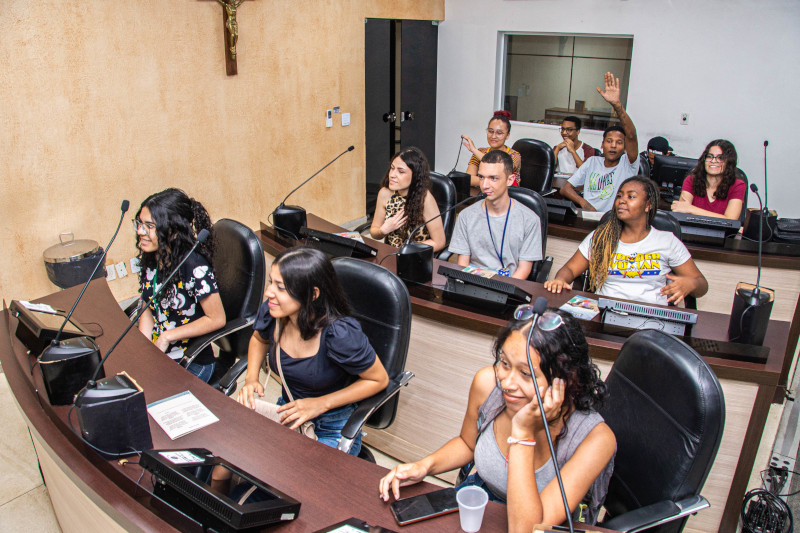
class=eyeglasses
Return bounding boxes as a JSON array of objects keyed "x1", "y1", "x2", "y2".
[
  {"x1": 560, "y1": 127, "x2": 577, "y2": 133},
  {"x1": 486, "y1": 128, "x2": 507, "y2": 137},
  {"x1": 477, "y1": 175, "x2": 502, "y2": 183},
  {"x1": 132, "y1": 218, "x2": 156, "y2": 233},
  {"x1": 705, "y1": 154, "x2": 725, "y2": 162},
  {"x1": 513, "y1": 306, "x2": 565, "y2": 331}
]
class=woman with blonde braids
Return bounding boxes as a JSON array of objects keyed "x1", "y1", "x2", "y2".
[{"x1": 544, "y1": 176, "x2": 707, "y2": 306}]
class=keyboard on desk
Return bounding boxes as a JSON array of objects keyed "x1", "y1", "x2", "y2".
[
  {"x1": 544, "y1": 197, "x2": 578, "y2": 223},
  {"x1": 299, "y1": 227, "x2": 377, "y2": 258}
]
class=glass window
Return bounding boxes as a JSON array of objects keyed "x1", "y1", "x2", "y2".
[{"x1": 502, "y1": 34, "x2": 633, "y2": 130}]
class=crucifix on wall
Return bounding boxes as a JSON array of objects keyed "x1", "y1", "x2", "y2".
[{"x1": 214, "y1": 0, "x2": 247, "y2": 76}]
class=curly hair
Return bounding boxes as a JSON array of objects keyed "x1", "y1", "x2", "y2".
[
  {"x1": 587, "y1": 176, "x2": 658, "y2": 292},
  {"x1": 493, "y1": 309, "x2": 607, "y2": 441},
  {"x1": 135, "y1": 188, "x2": 214, "y2": 296},
  {"x1": 379, "y1": 147, "x2": 432, "y2": 243},
  {"x1": 272, "y1": 246, "x2": 350, "y2": 340},
  {"x1": 689, "y1": 139, "x2": 738, "y2": 200}
]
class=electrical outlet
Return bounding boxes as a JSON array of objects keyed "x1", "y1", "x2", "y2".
[
  {"x1": 130, "y1": 257, "x2": 141, "y2": 274},
  {"x1": 326, "y1": 109, "x2": 333, "y2": 128},
  {"x1": 115, "y1": 261, "x2": 128, "y2": 279},
  {"x1": 106, "y1": 265, "x2": 117, "y2": 281},
  {"x1": 680, "y1": 113, "x2": 689, "y2": 125}
]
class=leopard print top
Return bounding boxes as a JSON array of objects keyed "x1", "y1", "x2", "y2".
[{"x1": 384, "y1": 192, "x2": 430, "y2": 248}]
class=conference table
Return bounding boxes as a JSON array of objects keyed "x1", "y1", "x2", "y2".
[
  {"x1": 1, "y1": 281, "x2": 521, "y2": 532},
  {"x1": 257, "y1": 214, "x2": 796, "y2": 533}
]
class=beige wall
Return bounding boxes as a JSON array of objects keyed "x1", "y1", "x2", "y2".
[{"x1": 1, "y1": 0, "x2": 444, "y2": 302}]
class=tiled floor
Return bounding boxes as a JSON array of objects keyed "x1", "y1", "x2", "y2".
[{"x1": 0, "y1": 374, "x2": 61, "y2": 532}]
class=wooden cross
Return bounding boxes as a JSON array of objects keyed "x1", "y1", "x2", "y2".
[{"x1": 213, "y1": 0, "x2": 248, "y2": 76}]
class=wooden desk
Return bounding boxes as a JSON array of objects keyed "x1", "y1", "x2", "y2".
[
  {"x1": 258, "y1": 215, "x2": 794, "y2": 533},
  {"x1": 0, "y1": 281, "x2": 512, "y2": 532}
]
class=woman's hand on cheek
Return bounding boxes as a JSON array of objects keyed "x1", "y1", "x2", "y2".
[
  {"x1": 510, "y1": 377, "x2": 565, "y2": 438},
  {"x1": 277, "y1": 397, "x2": 327, "y2": 430}
]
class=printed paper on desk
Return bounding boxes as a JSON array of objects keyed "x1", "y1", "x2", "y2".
[
  {"x1": 559, "y1": 295, "x2": 600, "y2": 320},
  {"x1": 334, "y1": 232, "x2": 366, "y2": 243},
  {"x1": 147, "y1": 391, "x2": 219, "y2": 440}
]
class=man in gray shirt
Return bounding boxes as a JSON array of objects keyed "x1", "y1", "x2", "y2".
[{"x1": 449, "y1": 150, "x2": 542, "y2": 279}]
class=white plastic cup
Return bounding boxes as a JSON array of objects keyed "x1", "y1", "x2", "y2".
[{"x1": 456, "y1": 485, "x2": 489, "y2": 532}]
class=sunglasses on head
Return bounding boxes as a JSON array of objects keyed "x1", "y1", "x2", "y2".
[{"x1": 513, "y1": 306, "x2": 565, "y2": 331}]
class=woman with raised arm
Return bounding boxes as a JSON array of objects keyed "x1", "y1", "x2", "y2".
[
  {"x1": 134, "y1": 188, "x2": 226, "y2": 383},
  {"x1": 545, "y1": 176, "x2": 708, "y2": 305},
  {"x1": 379, "y1": 309, "x2": 616, "y2": 532},
  {"x1": 461, "y1": 110, "x2": 522, "y2": 187},
  {"x1": 237, "y1": 246, "x2": 389, "y2": 456},
  {"x1": 671, "y1": 139, "x2": 744, "y2": 220},
  {"x1": 370, "y1": 147, "x2": 446, "y2": 252}
]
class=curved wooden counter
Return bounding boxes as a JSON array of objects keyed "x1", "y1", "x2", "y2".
[
  {"x1": 0, "y1": 280, "x2": 511, "y2": 532},
  {"x1": 258, "y1": 215, "x2": 795, "y2": 533}
]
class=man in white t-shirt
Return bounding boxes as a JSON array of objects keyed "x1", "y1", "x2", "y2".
[
  {"x1": 554, "y1": 115, "x2": 598, "y2": 175},
  {"x1": 560, "y1": 72, "x2": 640, "y2": 212}
]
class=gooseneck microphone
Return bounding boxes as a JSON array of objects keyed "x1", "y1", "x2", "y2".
[
  {"x1": 448, "y1": 137, "x2": 472, "y2": 200},
  {"x1": 396, "y1": 193, "x2": 487, "y2": 284},
  {"x1": 272, "y1": 146, "x2": 355, "y2": 239},
  {"x1": 522, "y1": 297, "x2": 574, "y2": 533},
  {"x1": 763, "y1": 140, "x2": 768, "y2": 212},
  {"x1": 37, "y1": 200, "x2": 130, "y2": 405},
  {"x1": 750, "y1": 184, "x2": 764, "y2": 299},
  {"x1": 85, "y1": 228, "x2": 211, "y2": 386}
]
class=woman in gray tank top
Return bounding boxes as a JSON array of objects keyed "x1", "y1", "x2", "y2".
[{"x1": 378, "y1": 309, "x2": 616, "y2": 531}]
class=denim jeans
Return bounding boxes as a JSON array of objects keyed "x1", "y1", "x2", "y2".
[
  {"x1": 457, "y1": 472, "x2": 506, "y2": 504},
  {"x1": 186, "y1": 361, "x2": 215, "y2": 383},
  {"x1": 277, "y1": 396, "x2": 361, "y2": 456}
]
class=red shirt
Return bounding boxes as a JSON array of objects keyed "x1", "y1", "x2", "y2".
[{"x1": 681, "y1": 175, "x2": 746, "y2": 215}]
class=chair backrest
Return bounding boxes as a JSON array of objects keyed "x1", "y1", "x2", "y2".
[
  {"x1": 507, "y1": 186, "x2": 548, "y2": 259},
  {"x1": 211, "y1": 219, "x2": 266, "y2": 353},
  {"x1": 599, "y1": 330, "x2": 725, "y2": 533},
  {"x1": 331, "y1": 258, "x2": 412, "y2": 429},
  {"x1": 429, "y1": 171, "x2": 458, "y2": 247},
  {"x1": 735, "y1": 168, "x2": 749, "y2": 226},
  {"x1": 511, "y1": 138, "x2": 555, "y2": 194},
  {"x1": 598, "y1": 210, "x2": 681, "y2": 240}
]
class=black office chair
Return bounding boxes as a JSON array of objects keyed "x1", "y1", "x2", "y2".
[
  {"x1": 331, "y1": 258, "x2": 414, "y2": 459},
  {"x1": 512, "y1": 138, "x2": 556, "y2": 194},
  {"x1": 182, "y1": 219, "x2": 266, "y2": 394},
  {"x1": 507, "y1": 186, "x2": 553, "y2": 283},
  {"x1": 735, "y1": 169, "x2": 749, "y2": 227},
  {"x1": 598, "y1": 329, "x2": 725, "y2": 533},
  {"x1": 429, "y1": 171, "x2": 458, "y2": 252}
]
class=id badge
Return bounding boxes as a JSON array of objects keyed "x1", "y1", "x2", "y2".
[{"x1": 497, "y1": 268, "x2": 510, "y2": 277}]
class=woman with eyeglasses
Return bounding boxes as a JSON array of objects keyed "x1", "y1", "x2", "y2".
[
  {"x1": 671, "y1": 139, "x2": 744, "y2": 220},
  {"x1": 545, "y1": 176, "x2": 708, "y2": 306},
  {"x1": 134, "y1": 188, "x2": 226, "y2": 383},
  {"x1": 461, "y1": 110, "x2": 522, "y2": 187},
  {"x1": 379, "y1": 308, "x2": 615, "y2": 530},
  {"x1": 369, "y1": 147, "x2": 446, "y2": 252},
  {"x1": 236, "y1": 247, "x2": 389, "y2": 456}
]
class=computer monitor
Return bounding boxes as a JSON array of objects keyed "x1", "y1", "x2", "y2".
[
  {"x1": 651, "y1": 154, "x2": 697, "y2": 193},
  {"x1": 140, "y1": 448, "x2": 300, "y2": 531}
]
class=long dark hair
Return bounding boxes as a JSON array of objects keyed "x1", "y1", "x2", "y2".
[
  {"x1": 273, "y1": 247, "x2": 350, "y2": 340},
  {"x1": 493, "y1": 309, "x2": 606, "y2": 438},
  {"x1": 379, "y1": 147, "x2": 431, "y2": 242},
  {"x1": 690, "y1": 139, "x2": 738, "y2": 200},
  {"x1": 588, "y1": 176, "x2": 658, "y2": 292},
  {"x1": 136, "y1": 188, "x2": 214, "y2": 294}
]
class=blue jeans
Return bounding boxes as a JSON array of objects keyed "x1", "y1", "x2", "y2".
[
  {"x1": 277, "y1": 396, "x2": 361, "y2": 456},
  {"x1": 186, "y1": 361, "x2": 215, "y2": 383},
  {"x1": 457, "y1": 472, "x2": 506, "y2": 504}
]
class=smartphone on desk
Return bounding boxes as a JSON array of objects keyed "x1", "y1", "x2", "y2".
[{"x1": 390, "y1": 487, "x2": 458, "y2": 526}]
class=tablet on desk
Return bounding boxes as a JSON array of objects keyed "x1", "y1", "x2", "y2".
[{"x1": 314, "y1": 517, "x2": 398, "y2": 533}]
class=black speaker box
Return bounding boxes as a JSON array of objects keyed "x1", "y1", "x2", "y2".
[
  {"x1": 396, "y1": 242, "x2": 434, "y2": 284},
  {"x1": 743, "y1": 209, "x2": 777, "y2": 242},
  {"x1": 39, "y1": 337, "x2": 103, "y2": 406},
  {"x1": 272, "y1": 205, "x2": 307, "y2": 240},
  {"x1": 728, "y1": 283, "x2": 774, "y2": 346},
  {"x1": 75, "y1": 372, "x2": 152, "y2": 457}
]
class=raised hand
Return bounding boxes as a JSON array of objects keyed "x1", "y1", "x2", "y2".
[
  {"x1": 596, "y1": 72, "x2": 621, "y2": 106},
  {"x1": 461, "y1": 135, "x2": 479, "y2": 155}
]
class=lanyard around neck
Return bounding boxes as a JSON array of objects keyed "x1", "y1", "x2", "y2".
[{"x1": 485, "y1": 199, "x2": 512, "y2": 268}]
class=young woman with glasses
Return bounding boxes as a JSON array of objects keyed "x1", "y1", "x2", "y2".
[
  {"x1": 461, "y1": 110, "x2": 522, "y2": 187},
  {"x1": 671, "y1": 139, "x2": 744, "y2": 220},
  {"x1": 133, "y1": 188, "x2": 226, "y2": 383},
  {"x1": 545, "y1": 176, "x2": 708, "y2": 306},
  {"x1": 369, "y1": 147, "x2": 446, "y2": 252},
  {"x1": 378, "y1": 308, "x2": 615, "y2": 530}
]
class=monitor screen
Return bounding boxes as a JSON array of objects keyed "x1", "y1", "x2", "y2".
[{"x1": 652, "y1": 154, "x2": 698, "y2": 191}]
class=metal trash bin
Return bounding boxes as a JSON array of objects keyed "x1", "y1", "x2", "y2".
[{"x1": 43, "y1": 232, "x2": 105, "y2": 289}]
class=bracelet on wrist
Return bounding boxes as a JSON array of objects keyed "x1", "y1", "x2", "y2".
[{"x1": 507, "y1": 437, "x2": 536, "y2": 447}]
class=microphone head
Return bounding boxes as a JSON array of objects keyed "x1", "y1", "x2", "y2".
[
  {"x1": 533, "y1": 296, "x2": 548, "y2": 315},
  {"x1": 196, "y1": 229, "x2": 211, "y2": 243},
  {"x1": 347, "y1": 145, "x2": 355, "y2": 152},
  {"x1": 764, "y1": 140, "x2": 769, "y2": 147},
  {"x1": 750, "y1": 183, "x2": 758, "y2": 193},
  {"x1": 121, "y1": 200, "x2": 130, "y2": 212}
]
